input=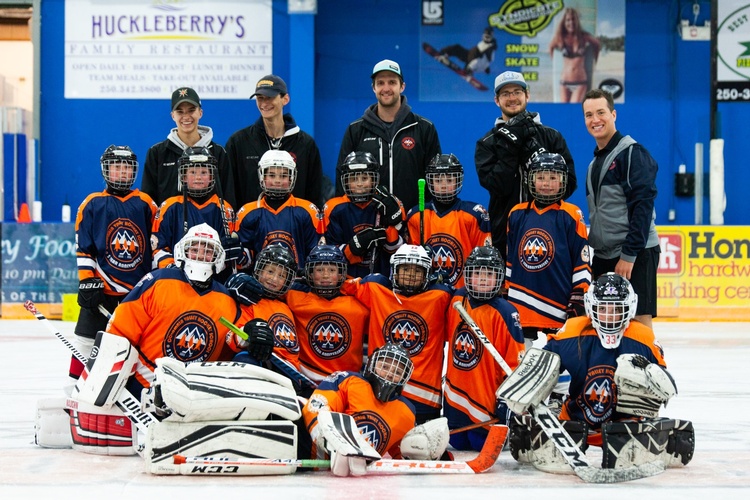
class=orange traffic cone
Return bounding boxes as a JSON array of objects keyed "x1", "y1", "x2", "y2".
[{"x1": 18, "y1": 202, "x2": 32, "y2": 223}]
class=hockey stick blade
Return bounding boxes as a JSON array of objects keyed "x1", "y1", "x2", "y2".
[
  {"x1": 174, "y1": 424, "x2": 507, "y2": 476},
  {"x1": 452, "y1": 301, "x2": 665, "y2": 483},
  {"x1": 24, "y1": 300, "x2": 156, "y2": 441}
]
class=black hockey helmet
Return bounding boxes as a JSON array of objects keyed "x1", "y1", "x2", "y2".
[
  {"x1": 178, "y1": 147, "x2": 217, "y2": 197},
  {"x1": 527, "y1": 152, "x2": 567, "y2": 204},
  {"x1": 305, "y1": 244, "x2": 347, "y2": 299},
  {"x1": 464, "y1": 245, "x2": 504, "y2": 300},
  {"x1": 426, "y1": 153, "x2": 463, "y2": 203},
  {"x1": 363, "y1": 343, "x2": 413, "y2": 402},
  {"x1": 253, "y1": 243, "x2": 297, "y2": 299},
  {"x1": 100, "y1": 145, "x2": 138, "y2": 191},
  {"x1": 340, "y1": 151, "x2": 380, "y2": 203}
]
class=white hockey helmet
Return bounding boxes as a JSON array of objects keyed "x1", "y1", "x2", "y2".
[
  {"x1": 173, "y1": 223, "x2": 226, "y2": 285},
  {"x1": 258, "y1": 149, "x2": 297, "y2": 198},
  {"x1": 390, "y1": 244, "x2": 432, "y2": 295},
  {"x1": 584, "y1": 273, "x2": 638, "y2": 349}
]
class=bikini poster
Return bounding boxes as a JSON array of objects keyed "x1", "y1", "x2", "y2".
[{"x1": 419, "y1": 0, "x2": 625, "y2": 103}]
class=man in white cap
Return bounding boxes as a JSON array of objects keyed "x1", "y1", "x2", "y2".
[
  {"x1": 336, "y1": 59, "x2": 441, "y2": 211},
  {"x1": 226, "y1": 75, "x2": 326, "y2": 209},
  {"x1": 474, "y1": 71, "x2": 576, "y2": 260}
]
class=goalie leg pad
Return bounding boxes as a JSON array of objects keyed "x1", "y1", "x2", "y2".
[
  {"x1": 601, "y1": 418, "x2": 694, "y2": 469},
  {"x1": 67, "y1": 398, "x2": 135, "y2": 455},
  {"x1": 73, "y1": 331, "x2": 137, "y2": 409},
  {"x1": 496, "y1": 348, "x2": 561, "y2": 415},
  {"x1": 35, "y1": 397, "x2": 73, "y2": 448},
  {"x1": 509, "y1": 414, "x2": 588, "y2": 474},
  {"x1": 151, "y1": 358, "x2": 301, "y2": 422},
  {"x1": 400, "y1": 417, "x2": 449, "y2": 460},
  {"x1": 145, "y1": 419, "x2": 298, "y2": 475}
]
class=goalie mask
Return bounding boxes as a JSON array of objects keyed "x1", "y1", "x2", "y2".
[
  {"x1": 100, "y1": 145, "x2": 138, "y2": 192},
  {"x1": 178, "y1": 147, "x2": 217, "y2": 198},
  {"x1": 173, "y1": 223, "x2": 226, "y2": 285},
  {"x1": 584, "y1": 273, "x2": 638, "y2": 349},
  {"x1": 390, "y1": 244, "x2": 432, "y2": 296},
  {"x1": 305, "y1": 245, "x2": 347, "y2": 299},
  {"x1": 426, "y1": 153, "x2": 464, "y2": 204},
  {"x1": 364, "y1": 343, "x2": 413, "y2": 402},
  {"x1": 464, "y1": 245, "x2": 505, "y2": 300},
  {"x1": 340, "y1": 151, "x2": 380, "y2": 203},
  {"x1": 253, "y1": 243, "x2": 297, "y2": 299},
  {"x1": 258, "y1": 149, "x2": 297, "y2": 198},
  {"x1": 527, "y1": 152, "x2": 568, "y2": 204}
]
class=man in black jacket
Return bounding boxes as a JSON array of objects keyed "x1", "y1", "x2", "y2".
[
  {"x1": 475, "y1": 71, "x2": 576, "y2": 260},
  {"x1": 336, "y1": 59, "x2": 441, "y2": 212}
]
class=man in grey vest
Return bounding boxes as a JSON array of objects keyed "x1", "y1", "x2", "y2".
[{"x1": 582, "y1": 89, "x2": 660, "y2": 328}]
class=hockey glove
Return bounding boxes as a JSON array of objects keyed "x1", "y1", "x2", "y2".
[
  {"x1": 348, "y1": 227, "x2": 386, "y2": 257},
  {"x1": 566, "y1": 292, "x2": 585, "y2": 318},
  {"x1": 225, "y1": 272, "x2": 264, "y2": 306},
  {"x1": 615, "y1": 354, "x2": 677, "y2": 418},
  {"x1": 77, "y1": 277, "x2": 105, "y2": 309},
  {"x1": 243, "y1": 319, "x2": 275, "y2": 362},
  {"x1": 372, "y1": 186, "x2": 403, "y2": 228},
  {"x1": 221, "y1": 235, "x2": 247, "y2": 266}
]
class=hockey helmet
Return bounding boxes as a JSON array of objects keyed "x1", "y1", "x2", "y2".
[
  {"x1": 258, "y1": 150, "x2": 297, "y2": 198},
  {"x1": 364, "y1": 343, "x2": 413, "y2": 402},
  {"x1": 173, "y1": 223, "x2": 226, "y2": 286},
  {"x1": 100, "y1": 145, "x2": 138, "y2": 191},
  {"x1": 253, "y1": 243, "x2": 297, "y2": 298},
  {"x1": 426, "y1": 154, "x2": 463, "y2": 203},
  {"x1": 584, "y1": 273, "x2": 638, "y2": 349},
  {"x1": 464, "y1": 245, "x2": 505, "y2": 300},
  {"x1": 178, "y1": 147, "x2": 217, "y2": 198},
  {"x1": 527, "y1": 152, "x2": 568, "y2": 204},
  {"x1": 305, "y1": 245, "x2": 347, "y2": 299},
  {"x1": 390, "y1": 244, "x2": 432, "y2": 296},
  {"x1": 340, "y1": 151, "x2": 381, "y2": 203}
]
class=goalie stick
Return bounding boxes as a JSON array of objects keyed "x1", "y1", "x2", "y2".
[
  {"x1": 24, "y1": 300, "x2": 156, "y2": 444},
  {"x1": 173, "y1": 423, "x2": 508, "y2": 475},
  {"x1": 452, "y1": 301, "x2": 665, "y2": 483}
]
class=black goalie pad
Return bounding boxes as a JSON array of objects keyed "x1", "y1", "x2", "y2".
[
  {"x1": 509, "y1": 414, "x2": 589, "y2": 473},
  {"x1": 601, "y1": 418, "x2": 695, "y2": 469}
]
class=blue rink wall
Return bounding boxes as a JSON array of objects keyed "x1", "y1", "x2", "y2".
[{"x1": 34, "y1": 0, "x2": 748, "y2": 228}]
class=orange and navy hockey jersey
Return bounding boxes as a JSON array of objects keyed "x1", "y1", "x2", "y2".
[
  {"x1": 286, "y1": 282, "x2": 368, "y2": 382},
  {"x1": 341, "y1": 274, "x2": 452, "y2": 417},
  {"x1": 151, "y1": 193, "x2": 234, "y2": 269},
  {"x1": 324, "y1": 195, "x2": 404, "y2": 278},
  {"x1": 405, "y1": 198, "x2": 491, "y2": 288},
  {"x1": 506, "y1": 200, "x2": 591, "y2": 329},
  {"x1": 75, "y1": 189, "x2": 157, "y2": 296},
  {"x1": 544, "y1": 316, "x2": 667, "y2": 431},
  {"x1": 107, "y1": 267, "x2": 240, "y2": 395},
  {"x1": 235, "y1": 296, "x2": 300, "y2": 369},
  {"x1": 235, "y1": 195, "x2": 322, "y2": 272},
  {"x1": 302, "y1": 371, "x2": 416, "y2": 458},
  {"x1": 444, "y1": 290, "x2": 525, "y2": 429}
]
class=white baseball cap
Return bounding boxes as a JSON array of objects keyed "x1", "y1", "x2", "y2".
[
  {"x1": 372, "y1": 59, "x2": 402, "y2": 78},
  {"x1": 494, "y1": 71, "x2": 528, "y2": 94}
]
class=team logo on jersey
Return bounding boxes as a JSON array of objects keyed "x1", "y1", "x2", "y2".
[
  {"x1": 268, "y1": 312, "x2": 299, "y2": 354},
  {"x1": 353, "y1": 410, "x2": 391, "y2": 455},
  {"x1": 451, "y1": 324, "x2": 483, "y2": 370},
  {"x1": 383, "y1": 310, "x2": 429, "y2": 356},
  {"x1": 106, "y1": 218, "x2": 147, "y2": 271},
  {"x1": 576, "y1": 364, "x2": 615, "y2": 425},
  {"x1": 518, "y1": 228, "x2": 555, "y2": 272},
  {"x1": 401, "y1": 136, "x2": 416, "y2": 150},
  {"x1": 307, "y1": 312, "x2": 351, "y2": 359},
  {"x1": 164, "y1": 310, "x2": 218, "y2": 362},
  {"x1": 427, "y1": 234, "x2": 464, "y2": 286}
]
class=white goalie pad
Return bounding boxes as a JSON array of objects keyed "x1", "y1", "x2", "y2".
[
  {"x1": 400, "y1": 417, "x2": 449, "y2": 460},
  {"x1": 496, "y1": 348, "x2": 561, "y2": 415},
  {"x1": 145, "y1": 419, "x2": 298, "y2": 475},
  {"x1": 152, "y1": 358, "x2": 301, "y2": 422},
  {"x1": 509, "y1": 414, "x2": 588, "y2": 475},
  {"x1": 35, "y1": 397, "x2": 73, "y2": 449},
  {"x1": 314, "y1": 411, "x2": 381, "y2": 476},
  {"x1": 615, "y1": 354, "x2": 677, "y2": 418},
  {"x1": 73, "y1": 331, "x2": 137, "y2": 409}
]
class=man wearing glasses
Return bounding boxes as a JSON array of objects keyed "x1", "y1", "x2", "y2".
[{"x1": 475, "y1": 71, "x2": 576, "y2": 261}]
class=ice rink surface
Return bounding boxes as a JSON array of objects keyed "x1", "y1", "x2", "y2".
[{"x1": 1, "y1": 318, "x2": 749, "y2": 499}]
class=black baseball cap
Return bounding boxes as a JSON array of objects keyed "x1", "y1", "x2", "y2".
[
  {"x1": 171, "y1": 87, "x2": 201, "y2": 110},
  {"x1": 251, "y1": 75, "x2": 288, "y2": 98}
]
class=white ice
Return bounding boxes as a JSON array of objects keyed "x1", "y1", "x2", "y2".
[{"x1": 1, "y1": 319, "x2": 749, "y2": 499}]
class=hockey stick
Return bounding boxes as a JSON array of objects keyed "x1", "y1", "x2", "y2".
[
  {"x1": 173, "y1": 423, "x2": 507, "y2": 475},
  {"x1": 213, "y1": 164, "x2": 238, "y2": 273},
  {"x1": 449, "y1": 417, "x2": 500, "y2": 435},
  {"x1": 219, "y1": 316, "x2": 317, "y2": 390},
  {"x1": 23, "y1": 301, "x2": 155, "y2": 442},
  {"x1": 452, "y1": 301, "x2": 665, "y2": 483},
  {"x1": 418, "y1": 178, "x2": 426, "y2": 245}
]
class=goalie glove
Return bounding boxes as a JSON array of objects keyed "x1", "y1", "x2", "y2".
[
  {"x1": 371, "y1": 186, "x2": 403, "y2": 229},
  {"x1": 348, "y1": 227, "x2": 386, "y2": 257},
  {"x1": 614, "y1": 354, "x2": 677, "y2": 418},
  {"x1": 77, "y1": 277, "x2": 105, "y2": 309},
  {"x1": 400, "y1": 417, "x2": 449, "y2": 460}
]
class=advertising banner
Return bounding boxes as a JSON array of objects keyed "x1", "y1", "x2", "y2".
[{"x1": 716, "y1": 0, "x2": 750, "y2": 101}]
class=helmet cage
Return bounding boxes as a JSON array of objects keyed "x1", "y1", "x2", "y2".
[
  {"x1": 426, "y1": 154, "x2": 464, "y2": 203},
  {"x1": 527, "y1": 153, "x2": 568, "y2": 204},
  {"x1": 253, "y1": 244, "x2": 297, "y2": 299},
  {"x1": 178, "y1": 148, "x2": 217, "y2": 198},
  {"x1": 101, "y1": 145, "x2": 138, "y2": 191},
  {"x1": 363, "y1": 343, "x2": 413, "y2": 402},
  {"x1": 390, "y1": 245, "x2": 432, "y2": 295},
  {"x1": 464, "y1": 246, "x2": 505, "y2": 300},
  {"x1": 173, "y1": 223, "x2": 226, "y2": 284},
  {"x1": 258, "y1": 150, "x2": 297, "y2": 198},
  {"x1": 341, "y1": 152, "x2": 380, "y2": 203},
  {"x1": 305, "y1": 245, "x2": 347, "y2": 298},
  {"x1": 584, "y1": 273, "x2": 638, "y2": 349}
]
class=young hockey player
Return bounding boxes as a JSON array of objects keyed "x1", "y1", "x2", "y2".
[
  {"x1": 72, "y1": 145, "x2": 158, "y2": 387},
  {"x1": 324, "y1": 151, "x2": 405, "y2": 278},
  {"x1": 151, "y1": 147, "x2": 241, "y2": 279},
  {"x1": 505, "y1": 152, "x2": 591, "y2": 348},
  {"x1": 341, "y1": 244, "x2": 453, "y2": 423},
  {"x1": 285, "y1": 245, "x2": 369, "y2": 382},
  {"x1": 235, "y1": 149, "x2": 322, "y2": 273},
  {"x1": 405, "y1": 153, "x2": 491, "y2": 287},
  {"x1": 502, "y1": 273, "x2": 693, "y2": 471},
  {"x1": 444, "y1": 245, "x2": 525, "y2": 451}
]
